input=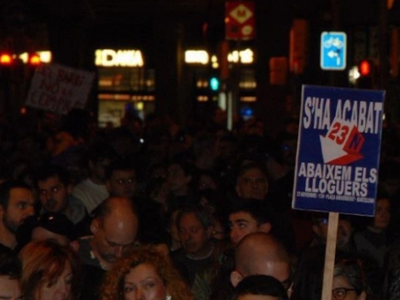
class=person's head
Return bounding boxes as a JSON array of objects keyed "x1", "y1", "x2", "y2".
[
  {"x1": 232, "y1": 275, "x2": 289, "y2": 300},
  {"x1": 229, "y1": 200, "x2": 272, "y2": 245},
  {"x1": 231, "y1": 232, "x2": 292, "y2": 296},
  {"x1": 176, "y1": 205, "x2": 214, "y2": 258},
  {"x1": 331, "y1": 258, "x2": 368, "y2": 300},
  {"x1": 0, "y1": 254, "x2": 22, "y2": 300},
  {"x1": 102, "y1": 245, "x2": 193, "y2": 300},
  {"x1": 312, "y1": 214, "x2": 352, "y2": 250},
  {"x1": 197, "y1": 170, "x2": 219, "y2": 191},
  {"x1": 236, "y1": 163, "x2": 269, "y2": 201},
  {"x1": 106, "y1": 159, "x2": 137, "y2": 199},
  {"x1": 87, "y1": 144, "x2": 117, "y2": 183},
  {"x1": 379, "y1": 159, "x2": 400, "y2": 197},
  {"x1": 90, "y1": 197, "x2": 139, "y2": 270},
  {"x1": 19, "y1": 239, "x2": 81, "y2": 300},
  {"x1": 371, "y1": 193, "x2": 391, "y2": 232},
  {"x1": 167, "y1": 159, "x2": 197, "y2": 196},
  {"x1": 36, "y1": 165, "x2": 71, "y2": 214},
  {"x1": 146, "y1": 178, "x2": 170, "y2": 205},
  {"x1": 0, "y1": 180, "x2": 35, "y2": 234}
]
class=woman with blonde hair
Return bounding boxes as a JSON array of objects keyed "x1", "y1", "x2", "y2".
[
  {"x1": 102, "y1": 245, "x2": 193, "y2": 300},
  {"x1": 19, "y1": 239, "x2": 81, "y2": 300}
]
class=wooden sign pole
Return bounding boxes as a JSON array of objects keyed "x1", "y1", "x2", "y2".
[{"x1": 321, "y1": 212, "x2": 339, "y2": 300}]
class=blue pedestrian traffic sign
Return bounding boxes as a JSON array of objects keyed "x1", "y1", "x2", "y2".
[{"x1": 320, "y1": 32, "x2": 347, "y2": 70}]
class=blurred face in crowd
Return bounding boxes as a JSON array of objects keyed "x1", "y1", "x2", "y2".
[
  {"x1": 236, "y1": 168, "x2": 268, "y2": 200},
  {"x1": 38, "y1": 176, "x2": 69, "y2": 214},
  {"x1": 313, "y1": 218, "x2": 352, "y2": 249},
  {"x1": 90, "y1": 159, "x2": 113, "y2": 183},
  {"x1": 0, "y1": 275, "x2": 22, "y2": 300},
  {"x1": 123, "y1": 263, "x2": 168, "y2": 300},
  {"x1": 36, "y1": 261, "x2": 73, "y2": 300},
  {"x1": 91, "y1": 208, "x2": 138, "y2": 270},
  {"x1": 373, "y1": 198, "x2": 390, "y2": 231},
  {"x1": 108, "y1": 170, "x2": 136, "y2": 199},
  {"x1": 178, "y1": 212, "x2": 211, "y2": 257},
  {"x1": 197, "y1": 174, "x2": 217, "y2": 191},
  {"x1": 2, "y1": 187, "x2": 35, "y2": 233},
  {"x1": 150, "y1": 181, "x2": 170, "y2": 205},
  {"x1": 229, "y1": 212, "x2": 271, "y2": 245},
  {"x1": 167, "y1": 164, "x2": 191, "y2": 195}
]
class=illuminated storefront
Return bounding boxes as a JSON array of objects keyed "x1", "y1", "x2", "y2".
[
  {"x1": 95, "y1": 49, "x2": 155, "y2": 127},
  {"x1": 184, "y1": 47, "x2": 257, "y2": 119}
]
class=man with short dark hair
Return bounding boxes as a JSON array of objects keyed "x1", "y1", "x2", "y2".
[
  {"x1": 236, "y1": 163, "x2": 269, "y2": 201},
  {"x1": 229, "y1": 200, "x2": 272, "y2": 246},
  {"x1": 105, "y1": 158, "x2": 137, "y2": 199},
  {"x1": 36, "y1": 165, "x2": 87, "y2": 224},
  {"x1": 0, "y1": 180, "x2": 35, "y2": 252}
]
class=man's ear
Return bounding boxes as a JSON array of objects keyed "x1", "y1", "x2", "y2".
[
  {"x1": 90, "y1": 218, "x2": 101, "y2": 235},
  {"x1": 230, "y1": 270, "x2": 243, "y2": 287},
  {"x1": 259, "y1": 222, "x2": 272, "y2": 233}
]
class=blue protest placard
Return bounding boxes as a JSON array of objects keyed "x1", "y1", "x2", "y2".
[{"x1": 292, "y1": 85, "x2": 385, "y2": 216}]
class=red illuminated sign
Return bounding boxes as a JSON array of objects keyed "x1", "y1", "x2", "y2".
[{"x1": 225, "y1": 1, "x2": 255, "y2": 40}]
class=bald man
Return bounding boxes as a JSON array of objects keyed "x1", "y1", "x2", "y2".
[
  {"x1": 78, "y1": 196, "x2": 139, "y2": 300},
  {"x1": 230, "y1": 232, "x2": 293, "y2": 295}
]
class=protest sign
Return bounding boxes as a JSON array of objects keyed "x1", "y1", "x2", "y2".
[
  {"x1": 26, "y1": 63, "x2": 95, "y2": 114},
  {"x1": 292, "y1": 85, "x2": 385, "y2": 216}
]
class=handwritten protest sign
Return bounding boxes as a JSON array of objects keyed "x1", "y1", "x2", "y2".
[
  {"x1": 292, "y1": 85, "x2": 385, "y2": 217},
  {"x1": 26, "y1": 63, "x2": 95, "y2": 114}
]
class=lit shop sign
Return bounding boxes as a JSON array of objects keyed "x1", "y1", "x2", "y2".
[
  {"x1": 185, "y1": 50, "x2": 209, "y2": 64},
  {"x1": 228, "y1": 49, "x2": 253, "y2": 64},
  {"x1": 184, "y1": 48, "x2": 253, "y2": 65},
  {"x1": 95, "y1": 49, "x2": 144, "y2": 67}
]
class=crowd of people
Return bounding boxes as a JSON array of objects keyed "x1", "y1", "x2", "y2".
[{"x1": 1, "y1": 106, "x2": 400, "y2": 300}]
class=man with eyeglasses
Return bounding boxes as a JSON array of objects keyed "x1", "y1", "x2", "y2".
[{"x1": 36, "y1": 164, "x2": 87, "y2": 225}]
